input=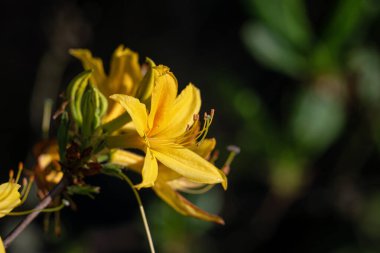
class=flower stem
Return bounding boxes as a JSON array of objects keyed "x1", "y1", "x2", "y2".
[
  {"x1": 120, "y1": 173, "x2": 156, "y2": 253},
  {"x1": 3, "y1": 176, "x2": 68, "y2": 249}
]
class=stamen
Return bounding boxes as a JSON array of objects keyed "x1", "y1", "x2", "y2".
[
  {"x1": 15, "y1": 162, "x2": 24, "y2": 184},
  {"x1": 18, "y1": 176, "x2": 35, "y2": 206},
  {"x1": 8, "y1": 170, "x2": 14, "y2": 183},
  {"x1": 222, "y1": 145, "x2": 240, "y2": 175},
  {"x1": 210, "y1": 150, "x2": 219, "y2": 164},
  {"x1": 146, "y1": 110, "x2": 215, "y2": 149},
  {"x1": 20, "y1": 178, "x2": 29, "y2": 197}
]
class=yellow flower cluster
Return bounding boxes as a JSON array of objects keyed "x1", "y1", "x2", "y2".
[
  {"x1": 73, "y1": 45, "x2": 228, "y2": 223},
  {"x1": 38, "y1": 45, "x2": 230, "y2": 224}
]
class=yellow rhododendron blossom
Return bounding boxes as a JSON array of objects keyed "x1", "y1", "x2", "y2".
[
  {"x1": 0, "y1": 172, "x2": 22, "y2": 218},
  {"x1": 107, "y1": 65, "x2": 226, "y2": 189},
  {"x1": 110, "y1": 138, "x2": 226, "y2": 224},
  {"x1": 70, "y1": 45, "x2": 153, "y2": 123},
  {"x1": 0, "y1": 237, "x2": 5, "y2": 253}
]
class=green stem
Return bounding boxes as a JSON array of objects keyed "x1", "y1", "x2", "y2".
[
  {"x1": 6, "y1": 202, "x2": 66, "y2": 216},
  {"x1": 120, "y1": 173, "x2": 156, "y2": 253}
]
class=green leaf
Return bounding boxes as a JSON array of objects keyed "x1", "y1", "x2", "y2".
[
  {"x1": 67, "y1": 184, "x2": 100, "y2": 199},
  {"x1": 247, "y1": 0, "x2": 312, "y2": 49},
  {"x1": 323, "y1": 0, "x2": 370, "y2": 52},
  {"x1": 289, "y1": 88, "x2": 345, "y2": 156},
  {"x1": 242, "y1": 22, "x2": 307, "y2": 76},
  {"x1": 57, "y1": 111, "x2": 69, "y2": 162},
  {"x1": 349, "y1": 48, "x2": 380, "y2": 107}
]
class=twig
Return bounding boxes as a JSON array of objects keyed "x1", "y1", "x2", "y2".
[{"x1": 4, "y1": 176, "x2": 68, "y2": 248}]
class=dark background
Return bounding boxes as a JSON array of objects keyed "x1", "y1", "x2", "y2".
[{"x1": 2, "y1": 0, "x2": 380, "y2": 252}]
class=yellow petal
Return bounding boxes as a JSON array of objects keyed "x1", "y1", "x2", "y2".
[
  {"x1": 0, "y1": 183, "x2": 21, "y2": 218},
  {"x1": 191, "y1": 138, "x2": 216, "y2": 159},
  {"x1": 0, "y1": 237, "x2": 5, "y2": 253},
  {"x1": 110, "y1": 94, "x2": 148, "y2": 137},
  {"x1": 148, "y1": 65, "x2": 178, "y2": 134},
  {"x1": 153, "y1": 181, "x2": 224, "y2": 224},
  {"x1": 110, "y1": 149, "x2": 144, "y2": 173},
  {"x1": 106, "y1": 130, "x2": 144, "y2": 149},
  {"x1": 135, "y1": 148, "x2": 158, "y2": 189},
  {"x1": 69, "y1": 49, "x2": 106, "y2": 88},
  {"x1": 151, "y1": 146, "x2": 226, "y2": 186},
  {"x1": 159, "y1": 83, "x2": 201, "y2": 138},
  {"x1": 108, "y1": 45, "x2": 142, "y2": 96}
]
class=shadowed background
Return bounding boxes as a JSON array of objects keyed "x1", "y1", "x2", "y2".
[{"x1": 1, "y1": 0, "x2": 380, "y2": 252}]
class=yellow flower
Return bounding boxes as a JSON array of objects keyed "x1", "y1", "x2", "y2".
[
  {"x1": 0, "y1": 172, "x2": 22, "y2": 218},
  {"x1": 70, "y1": 45, "x2": 152, "y2": 123},
  {"x1": 107, "y1": 65, "x2": 226, "y2": 189},
  {"x1": 0, "y1": 237, "x2": 5, "y2": 253},
  {"x1": 110, "y1": 138, "x2": 226, "y2": 224}
]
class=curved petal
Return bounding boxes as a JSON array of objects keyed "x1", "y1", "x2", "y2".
[
  {"x1": 153, "y1": 181, "x2": 224, "y2": 224},
  {"x1": 110, "y1": 94, "x2": 148, "y2": 137},
  {"x1": 148, "y1": 65, "x2": 178, "y2": 134},
  {"x1": 160, "y1": 83, "x2": 201, "y2": 138},
  {"x1": 110, "y1": 149, "x2": 144, "y2": 173},
  {"x1": 190, "y1": 138, "x2": 216, "y2": 159},
  {"x1": 69, "y1": 49, "x2": 106, "y2": 89},
  {"x1": 109, "y1": 45, "x2": 142, "y2": 96},
  {"x1": 135, "y1": 148, "x2": 158, "y2": 189},
  {"x1": 0, "y1": 237, "x2": 4, "y2": 253},
  {"x1": 0, "y1": 183, "x2": 21, "y2": 218},
  {"x1": 152, "y1": 146, "x2": 226, "y2": 186}
]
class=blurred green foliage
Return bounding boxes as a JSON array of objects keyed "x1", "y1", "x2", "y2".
[{"x1": 236, "y1": 0, "x2": 380, "y2": 252}]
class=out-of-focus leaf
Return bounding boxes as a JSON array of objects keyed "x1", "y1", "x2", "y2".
[
  {"x1": 323, "y1": 0, "x2": 370, "y2": 52},
  {"x1": 242, "y1": 22, "x2": 307, "y2": 77},
  {"x1": 310, "y1": 43, "x2": 340, "y2": 74},
  {"x1": 359, "y1": 192, "x2": 380, "y2": 240},
  {"x1": 246, "y1": 0, "x2": 312, "y2": 49},
  {"x1": 230, "y1": 85, "x2": 283, "y2": 159},
  {"x1": 269, "y1": 150, "x2": 306, "y2": 198},
  {"x1": 349, "y1": 48, "x2": 380, "y2": 148},
  {"x1": 290, "y1": 88, "x2": 345, "y2": 156},
  {"x1": 349, "y1": 48, "x2": 380, "y2": 107}
]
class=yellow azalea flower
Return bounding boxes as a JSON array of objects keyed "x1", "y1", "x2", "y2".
[
  {"x1": 70, "y1": 45, "x2": 152, "y2": 123},
  {"x1": 110, "y1": 138, "x2": 226, "y2": 224},
  {"x1": 0, "y1": 237, "x2": 4, "y2": 253},
  {"x1": 107, "y1": 65, "x2": 226, "y2": 189},
  {"x1": 0, "y1": 171, "x2": 22, "y2": 218}
]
